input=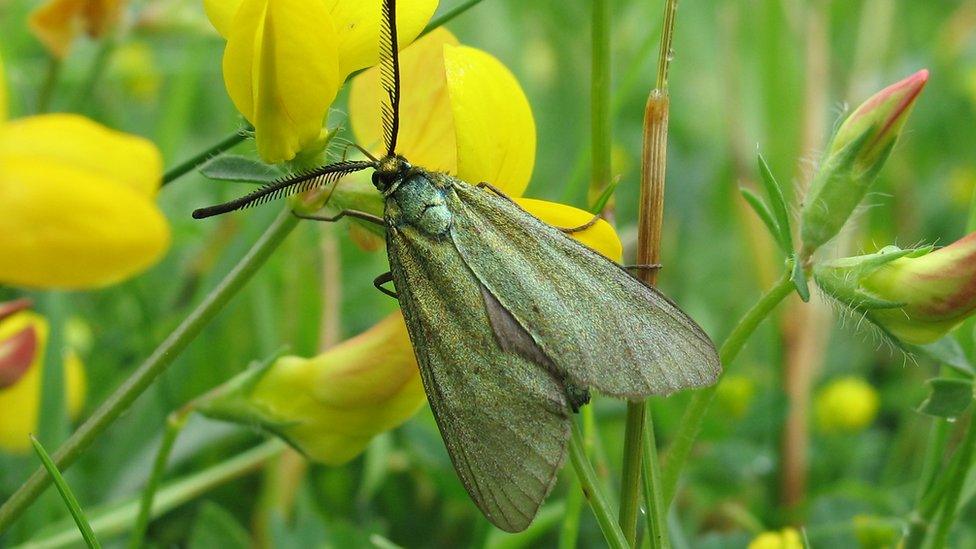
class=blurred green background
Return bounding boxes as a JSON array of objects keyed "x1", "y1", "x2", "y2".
[{"x1": 1, "y1": 0, "x2": 975, "y2": 547}]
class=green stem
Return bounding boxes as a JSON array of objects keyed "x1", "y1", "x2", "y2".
[
  {"x1": 0, "y1": 211, "x2": 299, "y2": 534},
  {"x1": 37, "y1": 292, "x2": 69, "y2": 447},
  {"x1": 619, "y1": 402, "x2": 644, "y2": 546},
  {"x1": 929, "y1": 414, "x2": 976, "y2": 549},
  {"x1": 420, "y1": 0, "x2": 486, "y2": 38},
  {"x1": 905, "y1": 418, "x2": 949, "y2": 547},
  {"x1": 161, "y1": 129, "x2": 251, "y2": 186},
  {"x1": 662, "y1": 271, "x2": 795, "y2": 504},
  {"x1": 127, "y1": 410, "x2": 190, "y2": 549},
  {"x1": 589, "y1": 0, "x2": 612, "y2": 207},
  {"x1": 19, "y1": 442, "x2": 284, "y2": 549},
  {"x1": 642, "y1": 406, "x2": 670, "y2": 549},
  {"x1": 569, "y1": 422, "x2": 628, "y2": 549},
  {"x1": 560, "y1": 406, "x2": 595, "y2": 549}
]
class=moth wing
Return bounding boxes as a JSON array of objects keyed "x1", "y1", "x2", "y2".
[
  {"x1": 449, "y1": 181, "x2": 721, "y2": 398},
  {"x1": 387, "y1": 223, "x2": 572, "y2": 533}
]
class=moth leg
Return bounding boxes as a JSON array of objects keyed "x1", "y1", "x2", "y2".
[
  {"x1": 564, "y1": 382, "x2": 591, "y2": 413},
  {"x1": 555, "y1": 214, "x2": 601, "y2": 234},
  {"x1": 373, "y1": 271, "x2": 398, "y2": 299},
  {"x1": 293, "y1": 209, "x2": 385, "y2": 227},
  {"x1": 475, "y1": 182, "x2": 518, "y2": 204},
  {"x1": 624, "y1": 263, "x2": 662, "y2": 273}
]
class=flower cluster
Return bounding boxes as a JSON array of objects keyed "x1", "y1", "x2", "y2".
[{"x1": 197, "y1": 20, "x2": 622, "y2": 463}]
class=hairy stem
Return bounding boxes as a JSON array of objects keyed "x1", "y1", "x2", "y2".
[{"x1": 662, "y1": 271, "x2": 795, "y2": 504}]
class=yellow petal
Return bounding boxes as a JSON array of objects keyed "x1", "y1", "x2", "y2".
[
  {"x1": 516, "y1": 198, "x2": 623, "y2": 262},
  {"x1": 248, "y1": 312, "x2": 425, "y2": 465},
  {"x1": 349, "y1": 27, "x2": 459, "y2": 172},
  {"x1": 0, "y1": 158, "x2": 170, "y2": 289},
  {"x1": 328, "y1": 0, "x2": 438, "y2": 77},
  {"x1": 203, "y1": 0, "x2": 243, "y2": 38},
  {"x1": 223, "y1": 0, "x2": 341, "y2": 163},
  {"x1": 0, "y1": 114, "x2": 162, "y2": 197},
  {"x1": 445, "y1": 44, "x2": 536, "y2": 196},
  {"x1": 0, "y1": 312, "x2": 86, "y2": 453}
]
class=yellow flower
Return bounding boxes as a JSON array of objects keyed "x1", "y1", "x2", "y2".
[
  {"x1": 198, "y1": 312, "x2": 424, "y2": 465},
  {"x1": 205, "y1": 0, "x2": 437, "y2": 163},
  {"x1": 0, "y1": 115, "x2": 170, "y2": 288},
  {"x1": 202, "y1": 31, "x2": 626, "y2": 465},
  {"x1": 349, "y1": 28, "x2": 621, "y2": 261},
  {"x1": 29, "y1": 0, "x2": 125, "y2": 58},
  {"x1": 0, "y1": 301, "x2": 86, "y2": 453},
  {"x1": 748, "y1": 527, "x2": 804, "y2": 549},
  {"x1": 816, "y1": 377, "x2": 880, "y2": 434}
]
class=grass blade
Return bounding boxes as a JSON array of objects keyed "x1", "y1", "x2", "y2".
[{"x1": 29, "y1": 435, "x2": 101, "y2": 549}]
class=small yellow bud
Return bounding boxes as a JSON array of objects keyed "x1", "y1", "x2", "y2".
[
  {"x1": 748, "y1": 527, "x2": 804, "y2": 549},
  {"x1": 816, "y1": 377, "x2": 879, "y2": 434}
]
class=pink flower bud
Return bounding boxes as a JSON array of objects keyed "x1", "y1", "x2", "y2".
[
  {"x1": 800, "y1": 70, "x2": 928, "y2": 253},
  {"x1": 815, "y1": 234, "x2": 976, "y2": 345},
  {"x1": 861, "y1": 233, "x2": 976, "y2": 344},
  {"x1": 830, "y1": 69, "x2": 929, "y2": 172}
]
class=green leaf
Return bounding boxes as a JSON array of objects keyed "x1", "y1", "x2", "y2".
[
  {"x1": 589, "y1": 177, "x2": 619, "y2": 214},
  {"x1": 200, "y1": 155, "x2": 282, "y2": 184},
  {"x1": 30, "y1": 435, "x2": 101, "y2": 549},
  {"x1": 739, "y1": 187, "x2": 782, "y2": 248},
  {"x1": 757, "y1": 153, "x2": 794, "y2": 254},
  {"x1": 917, "y1": 378, "x2": 974, "y2": 419},
  {"x1": 908, "y1": 338, "x2": 976, "y2": 377},
  {"x1": 791, "y1": 253, "x2": 810, "y2": 302}
]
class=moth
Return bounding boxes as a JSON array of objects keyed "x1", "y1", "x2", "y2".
[{"x1": 194, "y1": 0, "x2": 721, "y2": 533}]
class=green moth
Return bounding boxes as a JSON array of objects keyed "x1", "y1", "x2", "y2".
[{"x1": 194, "y1": 0, "x2": 720, "y2": 533}]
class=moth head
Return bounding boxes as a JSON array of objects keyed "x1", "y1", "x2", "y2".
[{"x1": 372, "y1": 154, "x2": 411, "y2": 194}]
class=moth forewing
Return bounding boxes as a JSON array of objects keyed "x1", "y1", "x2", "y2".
[
  {"x1": 386, "y1": 206, "x2": 572, "y2": 532},
  {"x1": 446, "y1": 176, "x2": 721, "y2": 398}
]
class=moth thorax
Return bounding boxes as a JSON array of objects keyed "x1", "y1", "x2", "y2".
[{"x1": 372, "y1": 154, "x2": 412, "y2": 194}]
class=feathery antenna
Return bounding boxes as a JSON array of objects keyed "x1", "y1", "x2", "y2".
[
  {"x1": 192, "y1": 160, "x2": 373, "y2": 219},
  {"x1": 380, "y1": 0, "x2": 401, "y2": 156}
]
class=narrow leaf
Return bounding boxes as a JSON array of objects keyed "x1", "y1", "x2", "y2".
[
  {"x1": 200, "y1": 155, "x2": 283, "y2": 184},
  {"x1": 791, "y1": 254, "x2": 810, "y2": 302},
  {"x1": 757, "y1": 153, "x2": 794, "y2": 254},
  {"x1": 739, "y1": 187, "x2": 782, "y2": 249},
  {"x1": 917, "y1": 378, "x2": 974, "y2": 419},
  {"x1": 589, "y1": 177, "x2": 619, "y2": 214},
  {"x1": 30, "y1": 435, "x2": 101, "y2": 549}
]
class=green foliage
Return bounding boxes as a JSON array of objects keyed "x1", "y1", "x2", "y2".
[{"x1": 2, "y1": 0, "x2": 976, "y2": 547}]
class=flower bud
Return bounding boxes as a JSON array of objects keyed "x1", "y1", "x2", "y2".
[
  {"x1": 800, "y1": 70, "x2": 928, "y2": 253},
  {"x1": 0, "y1": 301, "x2": 86, "y2": 453},
  {"x1": 197, "y1": 312, "x2": 425, "y2": 465},
  {"x1": 747, "y1": 527, "x2": 803, "y2": 549},
  {"x1": 815, "y1": 377, "x2": 879, "y2": 434},
  {"x1": 815, "y1": 234, "x2": 976, "y2": 345}
]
